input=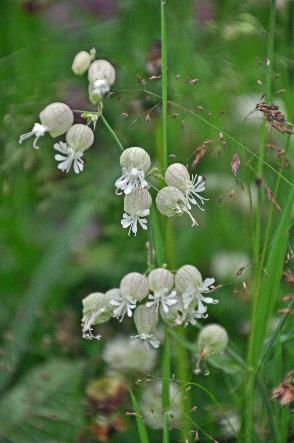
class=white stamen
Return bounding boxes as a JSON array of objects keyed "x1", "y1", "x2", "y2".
[{"x1": 19, "y1": 123, "x2": 48, "y2": 149}]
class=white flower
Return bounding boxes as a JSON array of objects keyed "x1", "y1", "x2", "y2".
[
  {"x1": 121, "y1": 208, "x2": 150, "y2": 235},
  {"x1": 121, "y1": 188, "x2": 152, "y2": 236},
  {"x1": 131, "y1": 333, "x2": 160, "y2": 349},
  {"x1": 110, "y1": 294, "x2": 137, "y2": 321},
  {"x1": 115, "y1": 147, "x2": 151, "y2": 195},
  {"x1": 175, "y1": 265, "x2": 218, "y2": 319},
  {"x1": 92, "y1": 78, "x2": 110, "y2": 97},
  {"x1": 146, "y1": 288, "x2": 177, "y2": 317},
  {"x1": 19, "y1": 123, "x2": 48, "y2": 149},
  {"x1": 54, "y1": 142, "x2": 84, "y2": 174},
  {"x1": 165, "y1": 163, "x2": 208, "y2": 210},
  {"x1": 156, "y1": 186, "x2": 198, "y2": 227},
  {"x1": 81, "y1": 292, "x2": 112, "y2": 340}
]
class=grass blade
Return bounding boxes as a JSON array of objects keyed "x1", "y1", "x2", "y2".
[{"x1": 129, "y1": 389, "x2": 150, "y2": 443}]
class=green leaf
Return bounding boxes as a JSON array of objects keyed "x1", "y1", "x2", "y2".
[
  {"x1": 208, "y1": 352, "x2": 241, "y2": 375},
  {"x1": 0, "y1": 359, "x2": 84, "y2": 443}
]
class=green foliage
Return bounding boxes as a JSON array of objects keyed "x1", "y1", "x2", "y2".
[{"x1": 0, "y1": 360, "x2": 84, "y2": 443}]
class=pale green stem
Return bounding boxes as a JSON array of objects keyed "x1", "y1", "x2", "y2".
[{"x1": 100, "y1": 114, "x2": 124, "y2": 151}]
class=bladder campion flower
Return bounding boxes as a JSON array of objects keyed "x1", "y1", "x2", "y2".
[
  {"x1": 155, "y1": 185, "x2": 197, "y2": 226},
  {"x1": 146, "y1": 268, "x2": 177, "y2": 318},
  {"x1": 54, "y1": 123, "x2": 94, "y2": 174},
  {"x1": 121, "y1": 188, "x2": 152, "y2": 235},
  {"x1": 198, "y1": 323, "x2": 228, "y2": 356},
  {"x1": 88, "y1": 59, "x2": 116, "y2": 102},
  {"x1": 110, "y1": 272, "x2": 148, "y2": 321},
  {"x1": 82, "y1": 292, "x2": 113, "y2": 340},
  {"x1": 19, "y1": 102, "x2": 74, "y2": 149},
  {"x1": 131, "y1": 305, "x2": 160, "y2": 348},
  {"x1": 165, "y1": 163, "x2": 208, "y2": 210},
  {"x1": 115, "y1": 147, "x2": 151, "y2": 195},
  {"x1": 175, "y1": 265, "x2": 218, "y2": 318}
]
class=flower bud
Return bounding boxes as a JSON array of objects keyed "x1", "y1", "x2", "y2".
[
  {"x1": 120, "y1": 272, "x2": 149, "y2": 301},
  {"x1": 165, "y1": 163, "x2": 190, "y2": 192},
  {"x1": 66, "y1": 124, "x2": 94, "y2": 153},
  {"x1": 198, "y1": 324, "x2": 228, "y2": 355},
  {"x1": 175, "y1": 265, "x2": 202, "y2": 293},
  {"x1": 88, "y1": 59, "x2": 116, "y2": 85},
  {"x1": 155, "y1": 186, "x2": 186, "y2": 217},
  {"x1": 148, "y1": 268, "x2": 174, "y2": 293},
  {"x1": 134, "y1": 305, "x2": 157, "y2": 336},
  {"x1": 124, "y1": 188, "x2": 152, "y2": 214},
  {"x1": 72, "y1": 50, "x2": 91, "y2": 75},
  {"x1": 120, "y1": 147, "x2": 151, "y2": 173}
]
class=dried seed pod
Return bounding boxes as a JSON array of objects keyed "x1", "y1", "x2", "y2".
[
  {"x1": 134, "y1": 305, "x2": 157, "y2": 336},
  {"x1": 148, "y1": 268, "x2": 174, "y2": 293},
  {"x1": 120, "y1": 147, "x2": 151, "y2": 173},
  {"x1": 120, "y1": 272, "x2": 149, "y2": 301},
  {"x1": 66, "y1": 124, "x2": 94, "y2": 152},
  {"x1": 155, "y1": 186, "x2": 186, "y2": 217},
  {"x1": 165, "y1": 163, "x2": 190, "y2": 192},
  {"x1": 175, "y1": 265, "x2": 203, "y2": 293},
  {"x1": 72, "y1": 50, "x2": 92, "y2": 75},
  {"x1": 88, "y1": 59, "x2": 116, "y2": 85},
  {"x1": 198, "y1": 324, "x2": 228, "y2": 355}
]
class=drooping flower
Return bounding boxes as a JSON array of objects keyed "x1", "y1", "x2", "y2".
[
  {"x1": 115, "y1": 147, "x2": 151, "y2": 195},
  {"x1": 198, "y1": 323, "x2": 228, "y2": 356},
  {"x1": 19, "y1": 102, "x2": 74, "y2": 149},
  {"x1": 165, "y1": 163, "x2": 208, "y2": 210},
  {"x1": 155, "y1": 186, "x2": 198, "y2": 226},
  {"x1": 110, "y1": 273, "x2": 149, "y2": 321},
  {"x1": 131, "y1": 305, "x2": 160, "y2": 348},
  {"x1": 146, "y1": 268, "x2": 177, "y2": 318},
  {"x1": 88, "y1": 59, "x2": 116, "y2": 102},
  {"x1": 81, "y1": 292, "x2": 113, "y2": 340},
  {"x1": 175, "y1": 265, "x2": 218, "y2": 319},
  {"x1": 121, "y1": 188, "x2": 152, "y2": 235},
  {"x1": 54, "y1": 123, "x2": 94, "y2": 174}
]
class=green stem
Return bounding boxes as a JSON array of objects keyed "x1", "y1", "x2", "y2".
[
  {"x1": 100, "y1": 114, "x2": 124, "y2": 151},
  {"x1": 245, "y1": 2, "x2": 277, "y2": 442},
  {"x1": 161, "y1": 0, "x2": 168, "y2": 169}
]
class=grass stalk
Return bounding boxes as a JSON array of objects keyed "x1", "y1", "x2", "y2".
[
  {"x1": 244, "y1": 2, "x2": 277, "y2": 441},
  {"x1": 129, "y1": 389, "x2": 150, "y2": 443}
]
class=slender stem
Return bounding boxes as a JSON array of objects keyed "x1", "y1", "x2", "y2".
[
  {"x1": 161, "y1": 0, "x2": 168, "y2": 169},
  {"x1": 245, "y1": 2, "x2": 277, "y2": 442},
  {"x1": 160, "y1": 3, "x2": 170, "y2": 443},
  {"x1": 100, "y1": 114, "x2": 124, "y2": 151}
]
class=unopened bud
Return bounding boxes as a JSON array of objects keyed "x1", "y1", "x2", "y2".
[
  {"x1": 72, "y1": 51, "x2": 91, "y2": 75},
  {"x1": 198, "y1": 324, "x2": 228, "y2": 355},
  {"x1": 120, "y1": 272, "x2": 149, "y2": 301},
  {"x1": 66, "y1": 124, "x2": 94, "y2": 153}
]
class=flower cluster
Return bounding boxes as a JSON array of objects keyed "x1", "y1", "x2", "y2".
[
  {"x1": 19, "y1": 49, "x2": 116, "y2": 174},
  {"x1": 81, "y1": 265, "x2": 217, "y2": 348},
  {"x1": 156, "y1": 163, "x2": 207, "y2": 227}
]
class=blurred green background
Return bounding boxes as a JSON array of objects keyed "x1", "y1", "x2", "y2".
[{"x1": 0, "y1": 0, "x2": 293, "y2": 442}]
